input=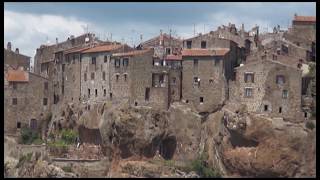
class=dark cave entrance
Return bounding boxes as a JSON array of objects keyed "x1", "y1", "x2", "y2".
[
  {"x1": 229, "y1": 130, "x2": 259, "y2": 148},
  {"x1": 159, "y1": 136, "x2": 177, "y2": 160}
]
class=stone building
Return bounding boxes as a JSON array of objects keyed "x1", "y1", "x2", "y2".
[
  {"x1": 181, "y1": 48, "x2": 231, "y2": 112},
  {"x1": 138, "y1": 31, "x2": 183, "y2": 58},
  {"x1": 111, "y1": 49, "x2": 170, "y2": 109},
  {"x1": 4, "y1": 42, "x2": 30, "y2": 71},
  {"x1": 164, "y1": 54, "x2": 183, "y2": 103},
  {"x1": 183, "y1": 33, "x2": 241, "y2": 70},
  {"x1": 230, "y1": 58, "x2": 303, "y2": 122},
  {"x1": 80, "y1": 43, "x2": 133, "y2": 105},
  {"x1": 4, "y1": 68, "x2": 51, "y2": 134}
]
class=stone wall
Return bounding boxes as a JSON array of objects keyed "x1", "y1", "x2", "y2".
[
  {"x1": 4, "y1": 48, "x2": 30, "y2": 70},
  {"x1": 233, "y1": 60, "x2": 303, "y2": 121},
  {"x1": 182, "y1": 56, "x2": 226, "y2": 112},
  {"x1": 4, "y1": 73, "x2": 51, "y2": 134}
]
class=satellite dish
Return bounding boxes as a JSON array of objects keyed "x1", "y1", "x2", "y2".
[{"x1": 85, "y1": 37, "x2": 89, "y2": 42}]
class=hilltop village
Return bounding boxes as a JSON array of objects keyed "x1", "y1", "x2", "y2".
[{"x1": 4, "y1": 14, "x2": 316, "y2": 178}]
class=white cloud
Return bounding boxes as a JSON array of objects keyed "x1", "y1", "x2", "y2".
[{"x1": 4, "y1": 10, "x2": 93, "y2": 66}]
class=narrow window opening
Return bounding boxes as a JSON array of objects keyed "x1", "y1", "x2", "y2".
[
  {"x1": 200, "y1": 97, "x2": 204, "y2": 103},
  {"x1": 88, "y1": 89, "x2": 90, "y2": 98},
  {"x1": 264, "y1": 105, "x2": 268, "y2": 111},
  {"x1": 91, "y1": 72, "x2": 95, "y2": 80},
  {"x1": 103, "y1": 71, "x2": 106, "y2": 80},
  {"x1": 12, "y1": 98, "x2": 17, "y2": 105},
  {"x1": 17, "y1": 122, "x2": 21, "y2": 129},
  {"x1": 304, "y1": 112, "x2": 308, "y2": 118},
  {"x1": 279, "y1": 107, "x2": 282, "y2": 113},
  {"x1": 110, "y1": 93, "x2": 113, "y2": 100},
  {"x1": 104, "y1": 89, "x2": 106, "y2": 97},
  {"x1": 134, "y1": 102, "x2": 138, "y2": 106},
  {"x1": 43, "y1": 98, "x2": 48, "y2": 105},
  {"x1": 95, "y1": 89, "x2": 98, "y2": 97},
  {"x1": 145, "y1": 88, "x2": 150, "y2": 101}
]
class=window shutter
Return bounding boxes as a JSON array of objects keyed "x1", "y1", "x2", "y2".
[{"x1": 244, "y1": 74, "x2": 247, "y2": 83}]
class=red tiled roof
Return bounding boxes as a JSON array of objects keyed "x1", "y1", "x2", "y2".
[
  {"x1": 64, "y1": 46, "x2": 90, "y2": 54},
  {"x1": 293, "y1": 16, "x2": 316, "y2": 22},
  {"x1": 6, "y1": 69, "x2": 29, "y2": 82},
  {"x1": 112, "y1": 49, "x2": 151, "y2": 57},
  {"x1": 165, "y1": 54, "x2": 182, "y2": 61},
  {"x1": 82, "y1": 44, "x2": 123, "y2": 53},
  {"x1": 181, "y1": 48, "x2": 229, "y2": 57}
]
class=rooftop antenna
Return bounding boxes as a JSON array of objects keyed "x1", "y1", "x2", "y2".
[
  {"x1": 46, "y1": 36, "x2": 49, "y2": 45},
  {"x1": 204, "y1": 24, "x2": 205, "y2": 34}
]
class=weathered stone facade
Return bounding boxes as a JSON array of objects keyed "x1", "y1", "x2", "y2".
[
  {"x1": 4, "y1": 69, "x2": 51, "y2": 134},
  {"x1": 230, "y1": 59, "x2": 303, "y2": 121},
  {"x1": 4, "y1": 42, "x2": 30, "y2": 71},
  {"x1": 181, "y1": 49, "x2": 230, "y2": 112}
]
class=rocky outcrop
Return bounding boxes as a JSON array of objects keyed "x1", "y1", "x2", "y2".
[
  {"x1": 220, "y1": 109, "x2": 316, "y2": 177},
  {"x1": 99, "y1": 103, "x2": 176, "y2": 160},
  {"x1": 5, "y1": 152, "x2": 77, "y2": 178}
]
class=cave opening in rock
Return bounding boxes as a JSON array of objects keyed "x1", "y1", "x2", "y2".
[
  {"x1": 159, "y1": 136, "x2": 177, "y2": 160},
  {"x1": 229, "y1": 130, "x2": 259, "y2": 147}
]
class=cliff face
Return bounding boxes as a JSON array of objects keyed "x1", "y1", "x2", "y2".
[
  {"x1": 5, "y1": 102, "x2": 315, "y2": 178},
  {"x1": 97, "y1": 102, "x2": 316, "y2": 178}
]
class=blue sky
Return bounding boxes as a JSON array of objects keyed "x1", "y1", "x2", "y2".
[{"x1": 4, "y1": 2, "x2": 316, "y2": 66}]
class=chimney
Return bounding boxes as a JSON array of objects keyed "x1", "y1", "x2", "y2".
[
  {"x1": 7, "y1": 42, "x2": 12, "y2": 51},
  {"x1": 56, "y1": 37, "x2": 58, "y2": 44},
  {"x1": 159, "y1": 29, "x2": 163, "y2": 46},
  {"x1": 242, "y1": 23, "x2": 245, "y2": 31},
  {"x1": 15, "y1": 48, "x2": 19, "y2": 54}
]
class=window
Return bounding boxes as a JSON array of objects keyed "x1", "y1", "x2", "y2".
[
  {"x1": 115, "y1": 59, "x2": 121, "y2": 68},
  {"x1": 209, "y1": 79, "x2": 214, "y2": 84},
  {"x1": 91, "y1": 72, "x2": 95, "y2": 80},
  {"x1": 279, "y1": 107, "x2": 282, "y2": 113},
  {"x1": 172, "y1": 77, "x2": 176, "y2": 84},
  {"x1": 200, "y1": 97, "x2": 204, "y2": 103},
  {"x1": 12, "y1": 98, "x2": 17, "y2": 105},
  {"x1": 201, "y1": 41, "x2": 207, "y2": 49},
  {"x1": 166, "y1": 48, "x2": 171, "y2": 54},
  {"x1": 44, "y1": 82, "x2": 48, "y2": 90},
  {"x1": 145, "y1": 88, "x2": 150, "y2": 101},
  {"x1": 103, "y1": 71, "x2": 106, "y2": 80},
  {"x1": 264, "y1": 105, "x2": 268, "y2": 111},
  {"x1": 30, "y1": 119, "x2": 37, "y2": 130},
  {"x1": 62, "y1": 64, "x2": 65, "y2": 72},
  {"x1": 104, "y1": 56, "x2": 108, "y2": 63},
  {"x1": 88, "y1": 89, "x2": 90, "y2": 97},
  {"x1": 186, "y1": 41, "x2": 192, "y2": 49},
  {"x1": 17, "y1": 122, "x2": 21, "y2": 129},
  {"x1": 245, "y1": 88, "x2": 253, "y2": 97},
  {"x1": 62, "y1": 85, "x2": 64, "y2": 94},
  {"x1": 244, "y1": 72, "x2": 254, "y2": 83},
  {"x1": 193, "y1": 77, "x2": 200, "y2": 87},
  {"x1": 110, "y1": 93, "x2": 113, "y2": 99},
  {"x1": 214, "y1": 59, "x2": 220, "y2": 66},
  {"x1": 12, "y1": 82, "x2": 17, "y2": 90},
  {"x1": 91, "y1": 57, "x2": 96, "y2": 64},
  {"x1": 124, "y1": 74, "x2": 127, "y2": 82},
  {"x1": 194, "y1": 59, "x2": 198, "y2": 70},
  {"x1": 123, "y1": 58, "x2": 129, "y2": 67},
  {"x1": 104, "y1": 89, "x2": 106, "y2": 97},
  {"x1": 282, "y1": 90, "x2": 288, "y2": 99},
  {"x1": 43, "y1": 98, "x2": 48, "y2": 105},
  {"x1": 116, "y1": 74, "x2": 119, "y2": 82},
  {"x1": 84, "y1": 73, "x2": 87, "y2": 81},
  {"x1": 276, "y1": 75, "x2": 285, "y2": 85},
  {"x1": 95, "y1": 89, "x2": 98, "y2": 97}
]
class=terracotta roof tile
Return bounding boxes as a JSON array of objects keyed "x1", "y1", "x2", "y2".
[
  {"x1": 181, "y1": 48, "x2": 229, "y2": 57},
  {"x1": 82, "y1": 44, "x2": 123, "y2": 53},
  {"x1": 165, "y1": 54, "x2": 182, "y2": 61},
  {"x1": 6, "y1": 69, "x2": 29, "y2": 82},
  {"x1": 64, "y1": 46, "x2": 91, "y2": 54},
  {"x1": 112, "y1": 49, "x2": 151, "y2": 57},
  {"x1": 294, "y1": 16, "x2": 316, "y2": 22}
]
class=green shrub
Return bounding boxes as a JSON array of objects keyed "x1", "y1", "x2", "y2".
[
  {"x1": 48, "y1": 140, "x2": 68, "y2": 156},
  {"x1": 188, "y1": 153, "x2": 221, "y2": 178},
  {"x1": 306, "y1": 121, "x2": 315, "y2": 130},
  {"x1": 61, "y1": 166, "x2": 72, "y2": 173},
  {"x1": 33, "y1": 138, "x2": 44, "y2": 145},
  {"x1": 61, "y1": 129, "x2": 78, "y2": 144},
  {"x1": 20, "y1": 127, "x2": 40, "y2": 145}
]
